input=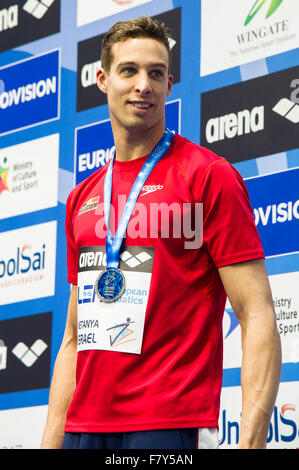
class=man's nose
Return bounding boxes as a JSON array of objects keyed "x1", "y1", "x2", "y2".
[{"x1": 134, "y1": 71, "x2": 152, "y2": 95}]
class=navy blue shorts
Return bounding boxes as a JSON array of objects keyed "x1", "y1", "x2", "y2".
[{"x1": 62, "y1": 428, "x2": 198, "y2": 449}]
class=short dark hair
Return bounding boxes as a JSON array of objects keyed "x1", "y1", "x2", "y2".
[{"x1": 101, "y1": 15, "x2": 172, "y2": 73}]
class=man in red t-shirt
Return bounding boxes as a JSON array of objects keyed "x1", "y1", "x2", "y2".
[{"x1": 41, "y1": 15, "x2": 281, "y2": 450}]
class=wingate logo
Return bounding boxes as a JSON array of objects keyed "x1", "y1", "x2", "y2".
[{"x1": 244, "y1": 0, "x2": 284, "y2": 25}]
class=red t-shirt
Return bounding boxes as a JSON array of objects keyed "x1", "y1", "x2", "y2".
[{"x1": 64, "y1": 134, "x2": 264, "y2": 432}]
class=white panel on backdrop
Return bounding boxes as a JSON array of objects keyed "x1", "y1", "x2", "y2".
[
  {"x1": 77, "y1": 0, "x2": 153, "y2": 27},
  {"x1": 201, "y1": 0, "x2": 299, "y2": 76},
  {"x1": 0, "y1": 405, "x2": 48, "y2": 449},
  {"x1": 0, "y1": 134, "x2": 59, "y2": 219},
  {"x1": 219, "y1": 382, "x2": 299, "y2": 448},
  {"x1": 222, "y1": 299, "x2": 242, "y2": 370},
  {"x1": 270, "y1": 271, "x2": 299, "y2": 363},
  {"x1": 0, "y1": 221, "x2": 57, "y2": 305},
  {"x1": 223, "y1": 271, "x2": 299, "y2": 368}
]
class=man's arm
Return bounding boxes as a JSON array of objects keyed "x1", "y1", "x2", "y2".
[
  {"x1": 218, "y1": 259, "x2": 282, "y2": 449},
  {"x1": 40, "y1": 284, "x2": 78, "y2": 449}
]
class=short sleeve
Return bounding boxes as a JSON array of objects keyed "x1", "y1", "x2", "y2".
[
  {"x1": 198, "y1": 160, "x2": 265, "y2": 267},
  {"x1": 65, "y1": 190, "x2": 79, "y2": 285}
]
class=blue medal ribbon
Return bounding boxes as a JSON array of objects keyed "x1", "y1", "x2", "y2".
[
  {"x1": 95, "y1": 128, "x2": 174, "y2": 303},
  {"x1": 104, "y1": 128, "x2": 175, "y2": 269}
]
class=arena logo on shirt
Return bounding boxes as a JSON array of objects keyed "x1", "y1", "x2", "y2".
[
  {"x1": 0, "y1": 49, "x2": 60, "y2": 136},
  {"x1": 200, "y1": 65, "x2": 299, "y2": 163},
  {"x1": 76, "y1": 8, "x2": 181, "y2": 112},
  {"x1": 245, "y1": 167, "x2": 299, "y2": 257},
  {"x1": 0, "y1": 0, "x2": 60, "y2": 53},
  {"x1": 74, "y1": 99, "x2": 181, "y2": 185},
  {"x1": 78, "y1": 246, "x2": 154, "y2": 274}
]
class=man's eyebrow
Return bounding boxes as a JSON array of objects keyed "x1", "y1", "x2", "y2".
[
  {"x1": 116, "y1": 61, "x2": 168, "y2": 70},
  {"x1": 150, "y1": 63, "x2": 168, "y2": 69},
  {"x1": 116, "y1": 61, "x2": 136, "y2": 70}
]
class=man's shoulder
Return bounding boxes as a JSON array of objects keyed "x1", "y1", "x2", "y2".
[
  {"x1": 170, "y1": 133, "x2": 227, "y2": 171},
  {"x1": 66, "y1": 163, "x2": 108, "y2": 212}
]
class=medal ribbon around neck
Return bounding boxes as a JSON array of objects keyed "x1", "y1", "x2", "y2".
[{"x1": 94, "y1": 128, "x2": 175, "y2": 303}]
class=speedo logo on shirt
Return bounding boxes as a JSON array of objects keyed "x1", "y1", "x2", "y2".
[{"x1": 140, "y1": 184, "x2": 163, "y2": 196}]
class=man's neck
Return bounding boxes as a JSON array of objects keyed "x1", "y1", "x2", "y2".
[{"x1": 112, "y1": 122, "x2": 165, "y2": 162}]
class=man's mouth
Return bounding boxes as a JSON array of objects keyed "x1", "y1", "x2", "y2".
[{"x1": 129, "y1": 101, "x2": 153, "y2": 109}]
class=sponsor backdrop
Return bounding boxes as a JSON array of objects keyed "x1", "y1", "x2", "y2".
[{"x1": 0, "y1": 0, "x2": 298, "y2": 449}]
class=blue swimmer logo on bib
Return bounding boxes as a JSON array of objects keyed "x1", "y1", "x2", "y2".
[{"x1": 95, "y1": 268, "x2": 125, "y2": 303}]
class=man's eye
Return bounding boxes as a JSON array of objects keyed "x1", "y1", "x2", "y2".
[
  {"x1": 150, "y1": 70, "x2": 163, "y2": 78},
  {"x1": 121, "y1": 67, "x2": 135, "y2": 75}
]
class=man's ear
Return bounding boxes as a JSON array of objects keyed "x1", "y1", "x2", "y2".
[
  {"x1": 96, "y1": 68, "x2": 108, "y2": 94},
  {"x1": 167, "y1": 74, "x2": 173, "y2": 98}
]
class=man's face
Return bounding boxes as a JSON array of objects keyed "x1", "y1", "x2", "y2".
[{"x1": 97, "y1": 37, "x2": 173, "y2": 133}]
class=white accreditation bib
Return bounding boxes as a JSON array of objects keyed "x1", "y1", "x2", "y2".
[{"x1": 77, "y1": 245, "x2": 154, "y2": 355}]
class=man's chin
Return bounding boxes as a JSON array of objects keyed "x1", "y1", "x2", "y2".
[{"x1": 123, "y1": 117, "x2": 164, "y2": 133}]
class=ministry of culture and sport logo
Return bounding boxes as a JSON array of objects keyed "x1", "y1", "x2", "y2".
[
  {"x1": 244, "y1": 0, "x2": 284, "y2": 25},
  {"x1": 0, "y1": 157, "x2": 9, "y2": 196}
]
